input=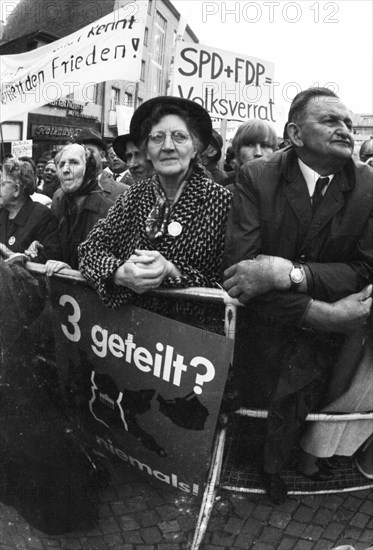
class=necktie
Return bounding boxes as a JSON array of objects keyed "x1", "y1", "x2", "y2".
[{"x1": 312, "y1": 177, "x2": 329, "y2": 215}]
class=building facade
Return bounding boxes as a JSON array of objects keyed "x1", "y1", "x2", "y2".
[{"x1": 0, "y1": 0, "x2": 198, "y2": 161}]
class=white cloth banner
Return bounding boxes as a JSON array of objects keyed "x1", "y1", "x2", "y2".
[{"x1": 0, "y1": 1, "x2": 147, "y2": 122}]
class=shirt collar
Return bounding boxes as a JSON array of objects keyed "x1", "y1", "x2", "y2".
[{"x1": 298, "y1": 158, "x2": 334, "y2": 197}]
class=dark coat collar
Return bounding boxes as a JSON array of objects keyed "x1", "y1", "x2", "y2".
[
  {"x1": 0, "y1": 196, "x2": 35, "y2": 228},
  {"x1": 279, "y1": 147, "x2": 357, "y2": 244},
  {"x1": 280, "y1": 146, "x2": 356, "y2": 192}
]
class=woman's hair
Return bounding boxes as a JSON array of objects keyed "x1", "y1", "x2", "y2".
[
  {"x1": 232, "y1": 119, "x2": 278, "y2": 156},
  {"x1": 18, "y1": 156, "x2": 37, "y2": 176},
  {"x1": 2, "y1": 158, "x2": 36, "y2": 196},
  {"x1": 138, "y1": 104, "x2": 203, "y2": 153}
]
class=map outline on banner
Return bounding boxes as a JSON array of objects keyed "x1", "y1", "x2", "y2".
[{"x1": 51, "y1": 278, "x2": 233, "y2": 497}]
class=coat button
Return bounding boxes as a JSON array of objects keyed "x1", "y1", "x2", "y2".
[{"x1": 299, "y1": 254, "x2": 307, "y2": 263}]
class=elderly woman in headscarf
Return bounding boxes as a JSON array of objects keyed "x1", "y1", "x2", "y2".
[
  {"x1": 46, "y1": 143, "x2": 114, "y2": 274},
  {"x1": 0, "y1": 158, "x2": 61, "y2": 263},
  {"x1": 78, "y1": 97, "x2": 232, "y2": 322}
]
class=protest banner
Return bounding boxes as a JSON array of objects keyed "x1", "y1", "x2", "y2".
[
  {"x1": 0, "y1": 1, "x2": 147, "y2": 122},
  {"x1": 51, "y1": 279, "x2": 233, "y2": 496},
  {"x1": 11, "y1": 139, "x2": 33, "y2": 157},
  {"x1": 172, "y1": 42, "x2": 276, "y2": 123}
]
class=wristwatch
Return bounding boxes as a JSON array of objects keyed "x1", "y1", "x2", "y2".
[{"x1": 289, "y1": 262, "x2": 304, "y2": 291}]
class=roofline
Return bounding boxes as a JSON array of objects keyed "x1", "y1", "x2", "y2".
[
  {"x1": 0, "y1": 28, "x2": 60, "y2": 48},
  {"x1": 161, "y1": 0, "x2": 199, "y2": 43}
]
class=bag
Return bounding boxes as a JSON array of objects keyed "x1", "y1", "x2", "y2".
[{"x1": 1, "y1": 426, "x2": 107, "y2": 534}]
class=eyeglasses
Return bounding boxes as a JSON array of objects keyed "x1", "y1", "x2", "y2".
[{"x1": 148, "y1": 130, "x2": 190, "y2": 146}]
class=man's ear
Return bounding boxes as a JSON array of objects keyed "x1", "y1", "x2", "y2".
[
  {"x1": 207, "y1": 146, "x2": 218, "y2": 159},
  {"x1": 13, "y1": 182, "x2": 21, "y2": 198},
  {"x1": 287, "y1": 122, "x2": 304, "y2": 147}
]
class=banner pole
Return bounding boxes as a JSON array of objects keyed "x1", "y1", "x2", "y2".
[
  {"x1": 219, "y1": 119, "x2": 228, "y2": 171},
  {"x1": 0, "y1": 123, "x2": 6, "y2": 161}
]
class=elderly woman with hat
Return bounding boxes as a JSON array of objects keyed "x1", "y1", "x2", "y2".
[{"x1": 78, "y1": 97, "x2": 232, "y2": 320}]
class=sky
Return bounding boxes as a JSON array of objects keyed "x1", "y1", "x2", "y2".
[
  {"x1": 2, "y1": 0, "x2": 372, "y2": 132},
  {"x1": 173, "y1": 0, "x2": 373, "y2": 129}
]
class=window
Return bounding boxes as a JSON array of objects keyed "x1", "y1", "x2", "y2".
[
  {"x1": 153, "y1": 11, "x2": 167, "y2": 66},
  {"x1": 93, "y1": 83, "x2": 103, "y2": 105},
  {"x1": 110, "y1": 87, "x2": 120, "y2": 111},
  {"x1": 144, "y1": 27, "x2": 149, "y2": 47},
  {"x1": 124, "y1": 92, "x2": 133, "y2": 107},
  {"x1": 137, "y1": 97, "x2": 143, "y2": 106},
  {"x1": 1, "y1": 121, "x2": 23, "y2": 141},
  {"x1": 140, "y1": 60, "x2": 146, "y2": 81},
  {"x1": 147, "y1": 0, "x2": 152, "y2": 14},
  {"x1": 148, "y1": 11, "x2": 167, "y2": 96}
]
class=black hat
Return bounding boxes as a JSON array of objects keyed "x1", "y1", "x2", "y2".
[
  {"x1": 112, "y1": 133, "x2": 136, "y2": 161},
  {"x1": 210, "y1": 130, "x2": 223, "y2": 161},
  {"x1": 74, "y1": 128, "x2": 106, "y2": 150},
  {"x1": 130, "y1": 96, "x2": 212, "y2": 152}
]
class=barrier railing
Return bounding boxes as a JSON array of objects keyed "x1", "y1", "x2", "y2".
[{"x1": 25, "y1": 262, "x2": 373, "y2": 550}]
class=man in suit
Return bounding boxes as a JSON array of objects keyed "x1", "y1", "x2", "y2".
[
  {"x1": 112, "y1": 133, "x2": 153, "y2": 184},
  {"x1": 223, "y1": 87, "x2": 373, "y2": 503},
  {"x1": 106, "y1": 145, "x2": 132, "y2": 185}
]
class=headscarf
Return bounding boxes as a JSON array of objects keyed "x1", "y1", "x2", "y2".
[
  {"x1": 65, "y1": 147, "x2": 99, "y2": 198},
  {"x1": 58, "y1": 147, "x2": 99, "y2": 241}
]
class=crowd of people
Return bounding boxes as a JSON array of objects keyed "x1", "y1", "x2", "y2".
[{"x1": 0, "y1": 87, "x2": 372, "y2": 530}]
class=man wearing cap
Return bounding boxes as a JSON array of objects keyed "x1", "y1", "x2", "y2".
[
  {"x1": 112, "y1": 133, "x2": 153, "y2": 184},
  {"x1": 74, "y1": 128, "x2": 129, "y2": 199},
  {"x1": 200, "y1": 129, "x2": 227, "y2": 185},
  {"x1": 224, "y1": 87, "x2": 373, "y2": 503}
]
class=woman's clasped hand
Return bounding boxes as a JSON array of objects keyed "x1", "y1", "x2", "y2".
[{"x1": 113, "y1": 249, "x2": 179, "y2": 293}]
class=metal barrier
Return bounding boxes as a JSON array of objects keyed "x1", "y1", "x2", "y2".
[{"x1": 26, "y1": 262, "x2": 373, "y2": 550}]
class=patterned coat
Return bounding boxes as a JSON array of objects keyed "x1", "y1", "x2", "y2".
[{"x1": 78, "y1": 166, "x2": 232, "y2": 317}]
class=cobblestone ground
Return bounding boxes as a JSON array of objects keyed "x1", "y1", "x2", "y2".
[{"x1": 1, "y1": 459, "x2": 372, "y2": 550}]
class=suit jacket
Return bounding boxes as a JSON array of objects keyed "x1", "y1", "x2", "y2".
[
  {"x1": 0, "y1": 197, "x2": 61, "y2": 262},
  {"x1": 224, "y1": 147, "x2": 373, "y2": 404},
  {"x1": 99, "y1": 171, "x2": 129, "y2": 200}
]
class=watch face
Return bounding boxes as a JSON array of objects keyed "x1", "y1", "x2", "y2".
[{"x1": 291, "y1": 268, "x2": 303, "y2": 283}]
